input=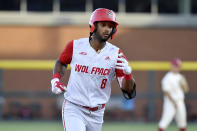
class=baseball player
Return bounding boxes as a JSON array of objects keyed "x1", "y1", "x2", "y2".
[
  {"x1": 158, "y1": 58, "x2": 189, "y2": 131},
  {"x1": 51, "y1": 8, "x2": 136, "y2": 131}
]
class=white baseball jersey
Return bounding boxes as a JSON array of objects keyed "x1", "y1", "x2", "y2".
[
  {"x1": 59, "y1": 38, "x2": 124, "y2": 108},
  {"x1": 161, "y1": 72, "x2": 185, "y2": 102}
]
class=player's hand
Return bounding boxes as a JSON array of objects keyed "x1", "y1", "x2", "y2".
[
  {"x1": 172, "y1": 101, "x2": 177, "y2": 109},
  {"x1": 51, "y1": 78, "x2": 66, "y2": 94},
  {"x1": 115, "y1": 54, "x2": 132, "y2": 75},
  {"x1": 179, "y1": 75, "x2": 189, "y2": 93}
]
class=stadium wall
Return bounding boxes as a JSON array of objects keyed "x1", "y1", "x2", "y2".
[{"x1": 0, "y1": 26, "x2": 197, "y2": 121}]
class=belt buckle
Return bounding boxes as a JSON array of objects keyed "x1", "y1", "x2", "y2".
[{"x1": 97, "y1": 105, "x2": 102, "y2": 110}]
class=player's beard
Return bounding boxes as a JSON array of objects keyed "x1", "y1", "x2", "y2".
[{"x1": 94, "y1": 31, "x2": 111, "y2": 43}]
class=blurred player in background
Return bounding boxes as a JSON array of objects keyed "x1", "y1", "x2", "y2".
[
  {"x1": 51, "y1": 8, "x2": 136, "y2": 131},
  {"x1": 158, "y1": 58, "x2": 189, "y2": 131}
]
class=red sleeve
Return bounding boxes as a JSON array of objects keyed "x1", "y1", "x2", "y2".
[
  {"x1": 59, "y1": 40, "x2": 73, "y2": 64},
  {"x1": 115, "y1": 49, "x2": 127, "y2": 77}
]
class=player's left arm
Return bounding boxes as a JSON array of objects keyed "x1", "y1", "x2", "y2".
[
  {"x1": 115, "y1": 51, "x2": 136, "y2": 99},
  {"x1": 180, "y1": 75, "x2": 189, "y2": 93}
]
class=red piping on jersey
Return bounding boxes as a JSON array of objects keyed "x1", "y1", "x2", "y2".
[{"x1": 62, "y1": 100, "x2": 66, "y2": 131}]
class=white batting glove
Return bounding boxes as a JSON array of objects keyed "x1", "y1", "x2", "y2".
[
  {"x1": 51, "y1": 78, "x2": 66, "y2": 94},
  {"x1": 115, "y1": 54, "x2": 132, "y2": 75}
]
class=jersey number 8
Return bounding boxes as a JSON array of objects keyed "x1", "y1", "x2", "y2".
[{"x1": 100, "y1": 79, "x2": 107, "y2": 89}]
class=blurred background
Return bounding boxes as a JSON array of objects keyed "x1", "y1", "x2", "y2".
[{"x1": 0, "y1": 0, "x2": 197, "y2": 130}]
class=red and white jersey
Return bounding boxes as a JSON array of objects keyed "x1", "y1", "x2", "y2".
[
  {"x1": 59, "y1": 38, "x2": 126, "y2": 107},
  {"x1": 161, "y1": 72, "x2": 185, "y2": 102}
]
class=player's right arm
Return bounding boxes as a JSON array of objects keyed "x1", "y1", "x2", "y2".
[
  {"x1": 51, "y1": 40, "x2": 73, "y2": 94},
  {"x1": 161, "y1": 76, "x2": 177, "y2": 109}
]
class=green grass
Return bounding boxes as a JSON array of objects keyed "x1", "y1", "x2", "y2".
[{"x1": 0, "y1": 121, "x2": 196, "y2": 131}]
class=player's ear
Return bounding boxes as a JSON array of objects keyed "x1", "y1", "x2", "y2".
[
  {"x1": 112, "y1": 28, "x2": 116, "y2": 34},
  {"x1": 111, "y1": 28, "x2": 117, "y2": 39}
]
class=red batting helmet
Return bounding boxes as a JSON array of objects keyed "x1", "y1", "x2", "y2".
[
  {"x1": 171, "y1": 58, "x2": 182, "y2": 67},
  {"x1": 89, "y1": 8, "x2": 118, "y2": 39}
]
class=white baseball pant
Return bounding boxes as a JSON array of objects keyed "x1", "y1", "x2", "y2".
[
  {"x1": 62, "y1": 100, "x2": 105, "y2": 131},
  {"x1": 159, "y1": 99, "x2": 187, "y2": 129}
]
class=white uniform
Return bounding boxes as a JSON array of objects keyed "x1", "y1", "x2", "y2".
[
  {"x1": 61, "y1": 38, "x2": 123, "y2": 131},
  {"x1": 159, "y1": 72, "x2": 187, "y2": 129}
]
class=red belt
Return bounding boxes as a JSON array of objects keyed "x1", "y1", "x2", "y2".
[{"x1": 83, "y1": 104, "x2": 105, "y2": 111}]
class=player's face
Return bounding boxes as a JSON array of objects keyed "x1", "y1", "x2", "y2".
[
  {"x1": 95, "y1": 21, "x2": 114, "y2": 42},
  {"x1": 171, "y1": 64, "x2": 181, "y2": 73}
]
